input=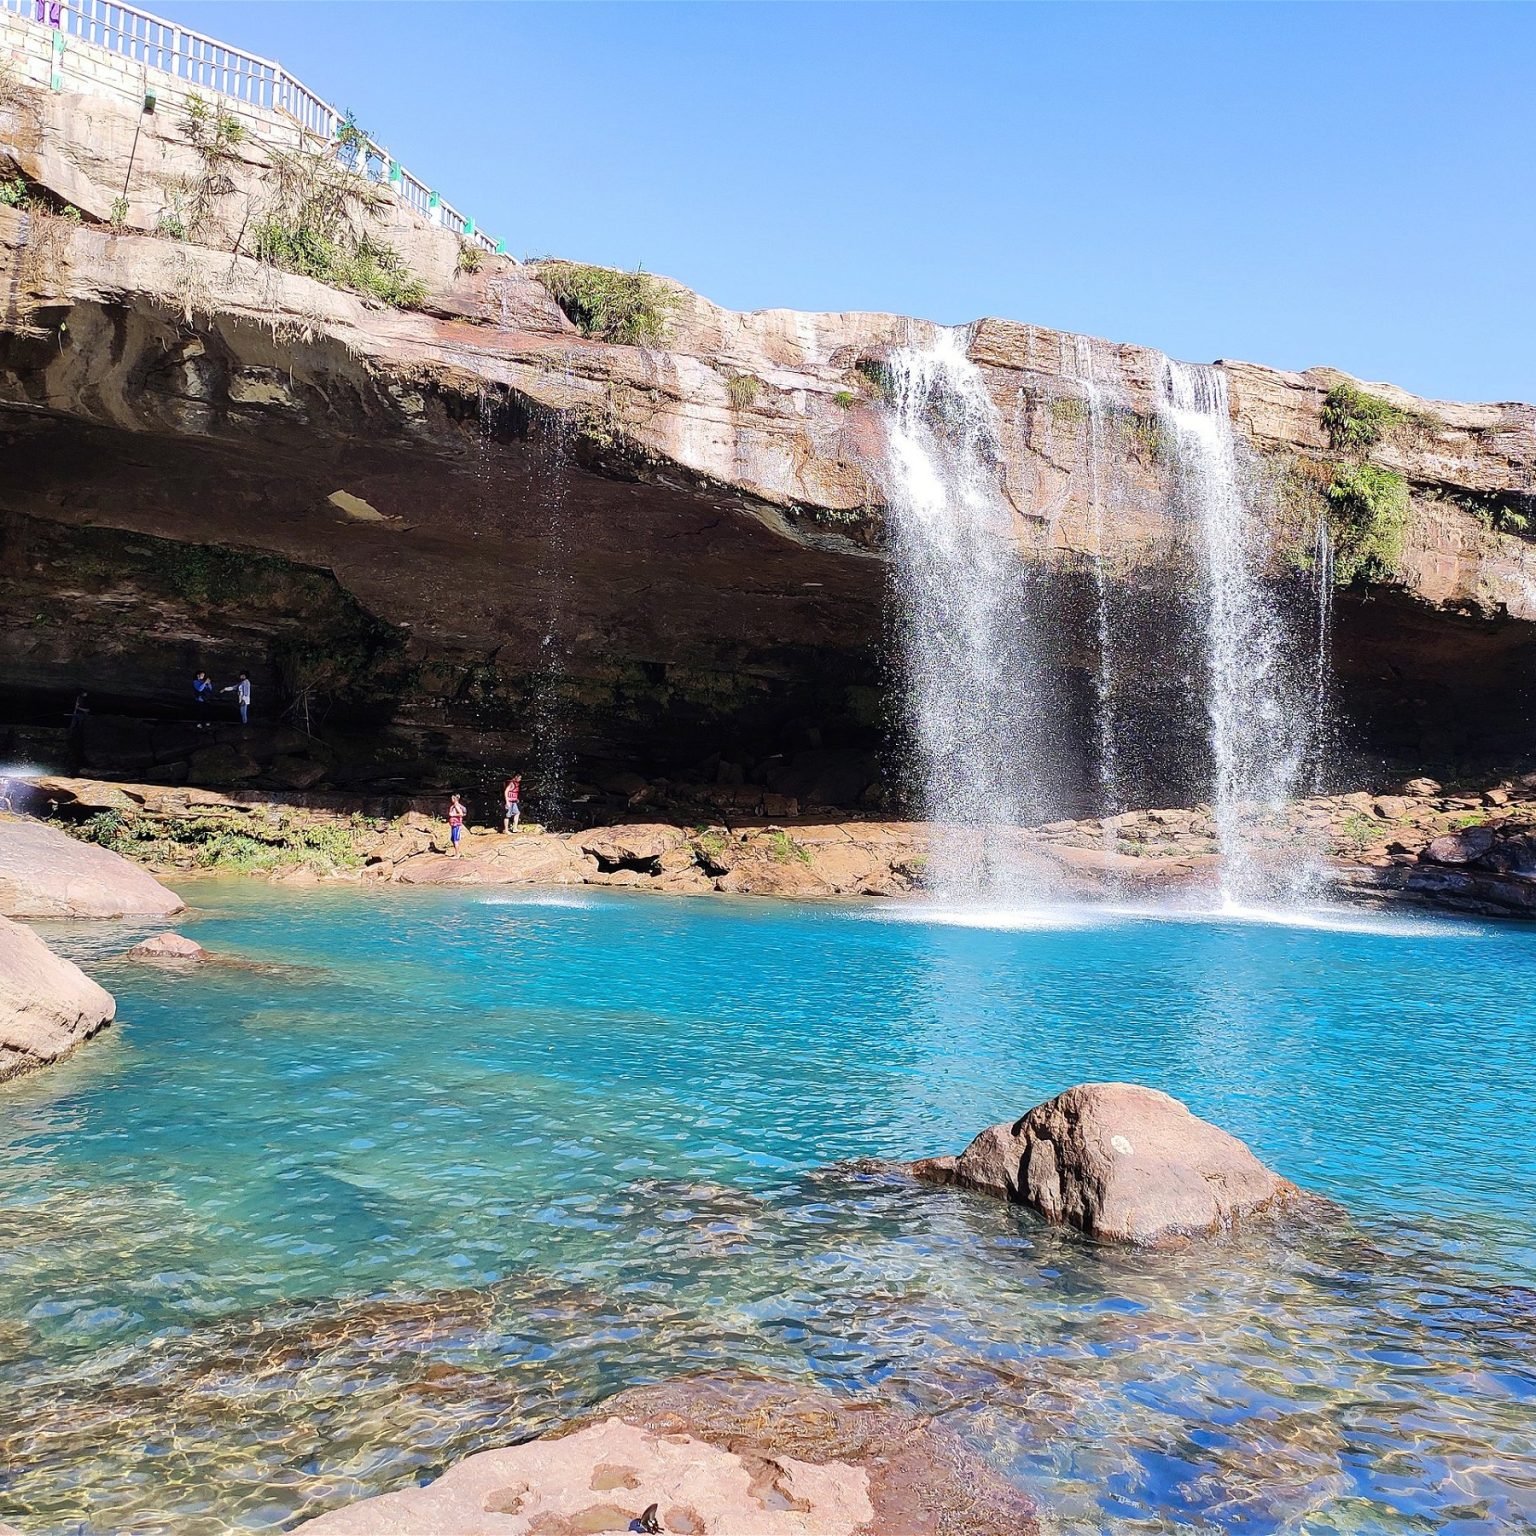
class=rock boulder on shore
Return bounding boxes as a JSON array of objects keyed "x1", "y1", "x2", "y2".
[
  {"x1": 0, "y1": 816, "x2": 184, "y2": 919},
  {"x1": 913, "y1": 1082, "x2": 1295, "y2": 1245},
  {"x1": 0, "y1": 913, "x2": 116, "y2": 1083},
  {"x1": 293, "y1": 1373, "x2": 1036, "y2": 1535}
]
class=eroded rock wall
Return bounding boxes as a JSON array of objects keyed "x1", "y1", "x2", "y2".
[{"x1": 2, "y1": 70, "x2": 1534, "y2": 808}]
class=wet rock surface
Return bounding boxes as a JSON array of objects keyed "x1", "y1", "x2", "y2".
[
  {"x1": 914, "y1": 1083, "x2": 1296, "y2": 1245},
  {"x1": 0, "y1": 813, "x2": 185, "y2": 919},
  {"x1": 291, "y1": 1372, "x2": 1037, "y2": 1536},
  {"x1": 126, "y1": 931, "x2": 208, "y2": 962},
  {"x1": 0, "y1": 913, "x2": 115, "y2": 1083}
]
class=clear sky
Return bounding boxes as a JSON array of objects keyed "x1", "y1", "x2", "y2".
[{"x1": 143, "y1": 2, "x2": 1533, "y2": 403}]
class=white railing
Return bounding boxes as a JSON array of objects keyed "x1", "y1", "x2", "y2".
[{"x1": 2, "y1": 0, "x2": 500, "y2": 251}]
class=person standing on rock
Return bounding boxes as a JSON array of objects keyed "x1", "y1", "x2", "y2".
[
  {"x1": 192, "y1": 671, "x2": 214, "y2": 725},
  {"x1": 503, "y1": 774, "x2": 522, "y2": 833},
  {"x1": 448, "y1": 794, "x2": 467, "y2": 855},
  {"x1": 222, "y1": 673, "x2": 252, "y2": 725}
]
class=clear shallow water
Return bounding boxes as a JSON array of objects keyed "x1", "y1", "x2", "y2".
[{"x1": 2, "y1": 883, "x2": 1535, "y2": 1533}]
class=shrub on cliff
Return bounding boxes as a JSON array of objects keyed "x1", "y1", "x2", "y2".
[
  {"x1": 1321, "y1": 383, "x2": 1406, "y2": 451},
  {"x1": 1326, "y1": 463, "x2": 1409, "y2": 584},
  {"x1": 533, "y1": 261, "x2": 677, "y2": 345},
  {"x1": 250, "y1": 148, "x2": 426, "y2": 309}
]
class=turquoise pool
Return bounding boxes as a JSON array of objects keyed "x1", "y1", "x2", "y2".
[{"x1": 2, "y1": 884, "x2": 1534, "y2": 1533}]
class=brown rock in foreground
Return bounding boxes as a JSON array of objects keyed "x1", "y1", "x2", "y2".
[
  {"x1": 293, "y1": 1373, "x2": 1036, "y2": 1535},
  {"x1": 0, "y1": 816, "x2": 184, "y2": 919},
  {"x1": 127, "y1": 931, "x2": 208, "y2": 961},
  {"x1": 914, "y1": 1082, "x2": 1295, "y2": 1246},
  {"x1": 0, "y1": 913, "x2": 115, "y2": 1083}
]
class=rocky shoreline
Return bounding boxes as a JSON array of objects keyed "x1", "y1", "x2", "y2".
[{"x1": 11, "y1": 770, "x2": 1536, "y2": 917}]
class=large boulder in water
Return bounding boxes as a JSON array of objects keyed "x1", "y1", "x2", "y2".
[
  {"x1": 0, "y1": 816, "x2": 184, "y2": 919},
  {"x1": 0, "y1": 914, "x2": 116, "y2": 1083},
  {"x1": 293, "y1": 1373, "x2": 1036, "y2": 1535},
  {"x1": 912, "y1": 1082, "x2": 1295, "y2": 1246}
]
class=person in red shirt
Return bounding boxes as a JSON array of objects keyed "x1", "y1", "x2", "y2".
[
  {"x1": 447, "y1": 794, "x2": 467, "y2": 855},
  {"x1": 502, "y1": 774, "x2": 522, "y2": 833}
]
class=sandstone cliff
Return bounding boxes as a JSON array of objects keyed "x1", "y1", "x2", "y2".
[{"x1": 3, "y1": 68, "x2": 1533, "y2": 810}]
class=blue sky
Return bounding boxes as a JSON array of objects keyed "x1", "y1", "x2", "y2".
[{"x1": 147, "y1": 2, "x2": 1533, "y2": 403}]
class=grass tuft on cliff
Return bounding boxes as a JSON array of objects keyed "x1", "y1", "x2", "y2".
[
  {"x1": 533, "y1": 262, "x2": 677, "y2": 346},
  {"x1": 1326, "y1": 462, "x2": 1409, "y2": 584},
  {"x1": 1321, "y1": 383, "x2": 1404, "y2": 450}
]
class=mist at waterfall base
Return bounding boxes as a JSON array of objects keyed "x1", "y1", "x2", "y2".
[
  {"x1": 3, "y1": 884, "x2": 1533, "y2": 1535},
  {"x1": 879, "y1": 329, "x2": 1332, "y2": 917}
]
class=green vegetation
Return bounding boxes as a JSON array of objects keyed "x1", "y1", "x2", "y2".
[
  {"x1": 1436, "y1": 486, "x2": 1535, "y2": 540},
  {"x1": 1122, "y1": 411, "x2": 1170, "y2": 466},
  {"x1": 833, "y1": 390, "x2": 856, "y2": 409},
  {"x1": 766, "y1": 828, "x2": 812, "y2": 865},
  {"x1": 1326, "y1": 463, "x2": 1410, "y2": 584},
  {"x1": 1320, "y1": 382, "x2": 1406, "y2": 451},
  {"x1": 853, "y1": 358, "x2": 895, "y2": 404},
  {"x1": 77, "y1": 810, "x2": 362, "y2": 874},
  {"x1": 109, "y1": 194, "x2": 130, "y2": 229},
  {"x1": 726, "y1": 374, "x2": 760, "y2": 409},
  {"x1": 533, "y1": 261, "x2": 677, "y2": 345},
  {"x1": 174, "y1": 91, "x2": 245, "y2": 238},
  {"x1": 455, "y1": 240, "x2": 484, "y2": 275},
  {"x1": 1336, "y1": 813, "x2": 1380, "y2": 856},
  {"x1": 1051, "y1": 395, "x2": 1086, "y2": 428},
  {"x1": 251, "y1": 147, "x2": 426, "y2": 308},
  {"x1": 0, "y1": 176, "x2": 30, "y2": 209}
]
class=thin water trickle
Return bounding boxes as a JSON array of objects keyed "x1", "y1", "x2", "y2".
[
  {"x1": 528, "y1": 370, "x2": 579, "y2": 825},
  {"x1": 880, "y1": 328, "x2": 1055, "y2": 903},
  {"x1": 1067, "y1": 335, "x2": 1123, "y2": 832},
  {"x1": 1311, "y1": 508, "x2": 1336, "y2": 793},
  {"x1": 1157, "y1": 360, "x2": 1314, "y2": 904}
]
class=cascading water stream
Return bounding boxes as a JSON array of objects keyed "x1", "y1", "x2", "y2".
[
  {"x1": 880, "y1": 328, "x2": 1055, "y2": 904},
  {"x1": 1068, "y1": 335, "x2": 1123, "y2": 829},
  {"x1": 1157, "y1": 360, "x2": 1312, "y2": 906}
]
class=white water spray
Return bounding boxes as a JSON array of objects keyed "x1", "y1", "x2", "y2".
[
  {"x1": 881, "y1": 328, "x2": 1053, "y2": 903},
  {"x1": 1158, "y1": 360, "x2": 1311, "y2": 904}
]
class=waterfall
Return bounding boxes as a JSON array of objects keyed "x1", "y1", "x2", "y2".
[
  {"x1": 1158, "y1": 360, "x2": 1311, "y2": 905},
  {"x1": 1068, "y1": 336, "x2": 1123, "y2": 828},
  {"x1": 880, "y1": 328, "x2": 1054, "y2": 903}
]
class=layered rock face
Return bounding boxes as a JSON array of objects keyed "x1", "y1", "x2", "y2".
[
  {"x1": 0, "y1": 911, "x2": 115, "y2": 1082},
  {"x1": 3, "y1": 70, "x2": 1534, "y2": 809}
]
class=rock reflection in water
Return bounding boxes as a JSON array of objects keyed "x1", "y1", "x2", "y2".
[{"x1": 2, "y1": 1172, "x2": 1535, "y2": 1534}]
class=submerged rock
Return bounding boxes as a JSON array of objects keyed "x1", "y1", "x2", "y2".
[
  {"x1": 913, "y1": 1082, "x2": 1295, "y2": 1246},
  {"x1": 293, "y1": 1372, "x2": 1036, "y2": 1535},
  {"x1": 0, "y1": 816, "x2": 184, "y2": 919},
  {"x1": 127, "y1": 931, "x2": 208, "y2": 962},
  {"x1": 0, "y1": 913, "x2": 116, "y2": 1083}
]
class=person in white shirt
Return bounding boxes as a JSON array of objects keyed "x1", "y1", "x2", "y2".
[{"x1": 222, "y1": 672, "x2": 252, "y2": 725}]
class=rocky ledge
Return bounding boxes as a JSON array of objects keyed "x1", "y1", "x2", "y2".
[
  {"x1": 18, "y1": 771, "x2": 1536, "y2": 918},
  {"x1": 293, "y1": 1373, "x2": 1037, "y2": 1536},
  {"x1": 914, "y1": 1083, "x2": 1301, "y2": 1246}
]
